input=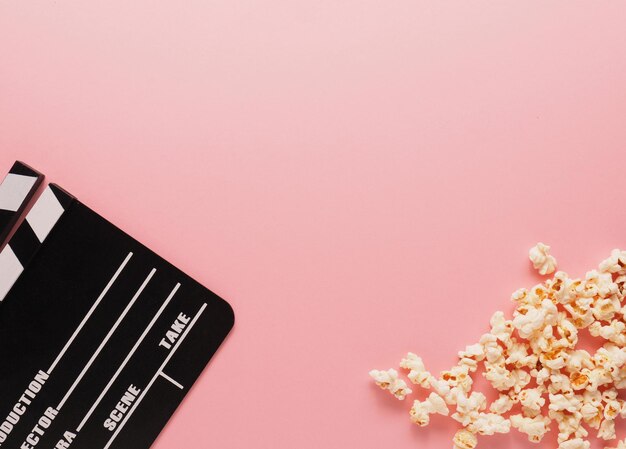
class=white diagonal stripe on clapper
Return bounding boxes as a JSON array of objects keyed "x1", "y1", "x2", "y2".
[
  {"x1": 0, "y1": 245, "x2": 24, "y2": 300},
  {"x1": 26, "y1": 186, "x2": 64, "y2": 242},
  {"x1": 0, "y1": 173, "x2": 37, "y2": 212}
]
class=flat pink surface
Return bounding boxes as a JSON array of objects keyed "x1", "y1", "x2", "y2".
[{"x1": 2, "y1": 2, "x2": 626, "y2": 448}]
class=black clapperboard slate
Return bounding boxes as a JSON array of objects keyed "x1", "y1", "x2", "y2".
[{"x1": 0, "y1": 162, "x2": 235, "y2": 449}]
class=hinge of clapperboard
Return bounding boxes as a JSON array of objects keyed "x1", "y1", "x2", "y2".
[{"x1": 0, "y1": 161, "x2": 76, "y2": 302}]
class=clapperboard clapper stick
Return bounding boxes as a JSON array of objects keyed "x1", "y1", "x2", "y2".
[
  {"x1": 0, "y1": 161, "x2": 44, "y2": 250},
  {"x1": 0, "y1": 161, "x2": 235, "y2": 449}
]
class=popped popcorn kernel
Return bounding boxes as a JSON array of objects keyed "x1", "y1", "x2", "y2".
[
  {"x1": 529, "y1": 242, "x2": 558, "y2": 275},
  {"x1": 490, "y1": 394, "x2": 515, "y2": 414},
  {"x1": 467, "y1": 412, "x2": 511, "y2": 435},
  {"x1": 510, "y1": 414, "x2": 551, "y2": 442},
  {"x1": 369, "y1": 368, "x2": 412, "y2": 400},
  {"x1": 399, "y1": 352, "x2": 432, "y2": 388},
  {"x1": 598, "y1": 418, "x2": 616, "y2": 441},
  {"x1": 409, "y1": 392, "x2": 449, "y2": 426},
  {"x1": 453, "y1": 429, "x2": 477, "y2": 449}
]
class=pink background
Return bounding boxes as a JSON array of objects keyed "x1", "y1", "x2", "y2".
[{"x1": 2, "y1": 2, "x2": 626, "y2": 448}]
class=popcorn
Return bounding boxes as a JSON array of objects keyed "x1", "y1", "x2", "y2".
[
  {"x1": 399, "y1": 353, "x2": 432, "y2": 388},
  {"x1": 568, "y1": 350, "x2": 594, "y2": 371},
  {"x1": 511, "y1": 287, "x2": 528, "y2": 303},
  {"x1": 556, "y1": 316, "x2": 579, "y2": 348},
  {"x1": 490, "y1": 311, "x2": 514, "y2": 342},
  {"x1": 453, "y1": 429, "x2": 477, "y2": 449},
  {"x1": 441, "y1": 365, "x2": 473, "y2": 392},
  {"x1": 534, "y1": 367, "x2": 551, "y2": 385},
  {"x1": 549, "y1": 373, "x2": 573, "y2": 395},
  {"x1": 513, "y1": 299, "x2": 558, "y2": 339},
  {"x1": 591, "y1": 297, "x2": 619, "y2": 322},
  {"x1": 409, "y1": 392, "x2": 449, "y2": 426},
  {"x1": 452, "y1": 391, "x2": 487, "y2": 426},
  {"x1": 529, "y1": 242, "x2": 558, "y2": 275},
  {"x1": 559, "y1": 439, "x2": 590, "y2": 449},
  {"x1": 598, "y1": 418, "x2": 616, "y2": 441},
  {"x1": 370, "y1": 246, "x2": 626, "y2": 449},
  {"x1": 549, "y1": 393, "x2": 581, "y2": 413},
  {"x1": 590, "y1": 320, "x2": 626, "y2": 344},
  {"x1": 458, "y1": 343, "x2": 484, "y2": 372},
  {"x1": 519, "y1": 388, "x2": 545, "y2": 418},
  {"x1": 505, "y1": 339, "x2": 537, "y2": 368},
  {"x1": 580, "y1": 402, "x2": 602, "y2": 428},
  {"x1": 604, "y1": 399, "x2": 621, "y2": 420},
  {"x1": 551, "y1": 410, "x2": 587, "y2": 442},
  {"x1": 369, "y1": 369, "x2": 412, "y2": 400},
  {"x1": 580, "y1": 390, "x2": 603, "y2": 429},
  {"x1": 570, "y1": 371, "x2": 589, "y2": 391},
  {"x1": 587, "y1": 367, "x2": 613, "y2": 391},
  {"x1": 541, "y1": 347, "x2": 569, "y2": 371},
  {"x1": 599, "y1": 249, "x2": 626, "y2": 274},
  {"x1": 489, "y1": 394, "x2": 515, "y2": 414},
  {"x1": 510, "y1": 414, "x2": 551, "y2": 442},
  {"x1": 467, "y1": 413, "x2": 510, "y2": 435}
]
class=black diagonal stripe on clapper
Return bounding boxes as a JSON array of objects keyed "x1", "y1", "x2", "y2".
[
  {"x1": 10, "y1": 161, "x2": 40, "y2": 178},
  {"x1": 9, "y1": 221, "x2": 41, "y2": 267},
  {"x1": 49, "y1": 183, "x2": 75, "y2": 209},
  {"x1": 0, "y1": 209, "x2": 13, "y2": 230}
]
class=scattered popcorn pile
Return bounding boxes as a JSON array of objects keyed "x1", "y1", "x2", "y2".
[{"x1": 370, "y1": 245, "x2": 626, "y2": 449}]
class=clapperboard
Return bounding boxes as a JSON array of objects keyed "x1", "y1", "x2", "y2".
[{"x1": 0, "y1": 162, "x2": 235, "y2": 449}]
